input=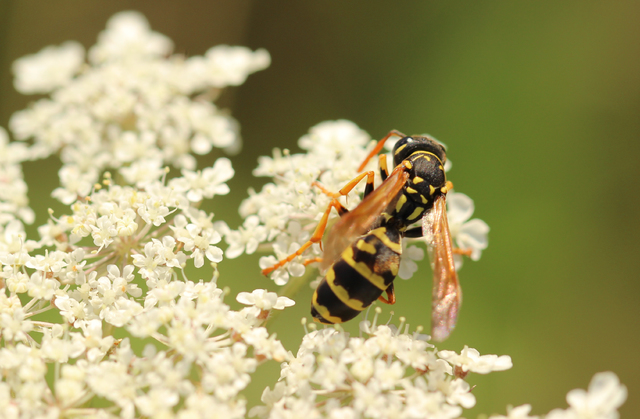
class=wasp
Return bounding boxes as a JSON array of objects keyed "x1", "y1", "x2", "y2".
[{"x1": 262, "y1": 130, "x2": 466, "y2": 341}]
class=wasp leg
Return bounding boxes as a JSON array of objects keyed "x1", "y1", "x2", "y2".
[
  {"x1": 404, "y1": 227, "x2": 473, "y2": 257},
  {"x1": 403, "y1": 227, "x2": 423, "y2": 238},
  {"x1": 303, "y1": 257, "x2": 323, "y2": 266},
  {"x1": 378, "y1": 283, "x2": 396, "y2": 305},
  {"x1": 441, "y1": 181, "x2": 454, "y2": 194},
  {"x1": 262, "y1": 171, "x2": 378, "y2": 276},
  {"x1": 379, "y1": 154, "x2": 390, "y2": 181},
  {"x1": 313, "y1": 169, "x2": 377, "y2": 200},
  {"x1": 261, "y1": 199, "x2": 344, "y2": 275},
  {"x1": 358, "y1": 130, "x2": 406, "y2": 172},
  {"x1": 452, "y1": 248, "x2": 473, "y2": 257}
]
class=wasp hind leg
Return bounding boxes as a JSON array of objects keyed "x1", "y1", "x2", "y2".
[
  {"x1": 378, "y1": 283, "x2": 396, "y2": 305},
  {"x1": 403, "y1": 227, "x2": 472, "y2": 256},
  {"x1": 261, "y1": 171, "x2": 377, "y2": 276},
  {"x1": 261, "y1": 200, "x2": 344, "y2": 275}
]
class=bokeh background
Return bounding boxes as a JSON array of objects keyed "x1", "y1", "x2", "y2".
[{"x1": 1, "y1": 1, "x2": 638, "y2": 417}]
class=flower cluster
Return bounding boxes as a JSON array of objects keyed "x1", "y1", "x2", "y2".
[
  {"x1": 0, "y1": 11, "x2": 292, "y2": 418},
  {"x1": 9, "y1": 11, "x2": 269, "y2": 202},
  {"x1": 251, "y1": 314, "x2": 512, "y2": 418},
  {"x1": 225, "y1": 120, "x2": 490, "y2": 286},
  {"x1": 0, "y1": 128, "x2": 33, "y2": 225},
  {"x1": 0, "y1": 9, "x2": 628, "y2": 419},
  {"x1": 489, "y1": 372, "x2": 627, "y2": 419}
]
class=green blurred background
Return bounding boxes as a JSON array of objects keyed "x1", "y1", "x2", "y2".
[{"x1": 1, "y1": 1, "x2": 638, "y2": 417}]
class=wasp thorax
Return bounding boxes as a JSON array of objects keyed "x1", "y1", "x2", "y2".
[
  {"x1": 392, "y1": 135, "x2": 447, "y2": 167},
  {"x1": 405, "y1": 152, "x2": 447, "y2": 204}
]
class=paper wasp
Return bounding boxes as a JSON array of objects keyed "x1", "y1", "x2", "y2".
[{"x1": 262, "y1": 130, "x2": 465, "y2": 341}]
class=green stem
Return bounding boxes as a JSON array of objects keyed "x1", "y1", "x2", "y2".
[{"x1": 264, "y1": 268, "x2": 316, "y2": 328}]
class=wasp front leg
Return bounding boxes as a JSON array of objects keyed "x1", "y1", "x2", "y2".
[{"x1": 358, "y1": 130, "x2": 406, "y2": 172}]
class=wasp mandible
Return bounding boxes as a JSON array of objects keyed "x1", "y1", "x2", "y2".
[{"x1": 262, "y1": 130, "x2": 466, "y2": 341}]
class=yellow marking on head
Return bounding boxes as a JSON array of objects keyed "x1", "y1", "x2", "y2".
[
  {"x1": 429, "y1": 185, "x2": 436, "y2": 195},
  {"x1": 370, "y1": 228, "x2": 402, "y2": 253},
  {"x1": 312, "y1": 292, "x2": 343, "y2": 324},
  {"x1": 407, "y1": 206, "x2": 424, "y2": 221},
  {"x1": 394, "y1": 144, "x2": 407, "y2": 155},
  {"x1": 341, "y1": 247, "x2": 388, "y2": 291},
  {"x1": 413, "y1": 176, "x2": 424, "y2": 184},
  {"x1": 395, "y1": 194, "x2": 407, "y2": 213},
  {"x1": 356, "y1": 239, "x2": 377, "y2": 254}
]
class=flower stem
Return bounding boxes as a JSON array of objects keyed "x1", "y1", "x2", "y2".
[{"x1": 265, "y1": 268, "x2": 315, "y2": 327}]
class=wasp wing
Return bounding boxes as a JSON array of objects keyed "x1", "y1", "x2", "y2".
[
  {"x1": 423, "y1": 194, "x2": 461, "y2": 342},
  {"x1": 321, "y1": 168, "x2": 409, "y2": 270}
]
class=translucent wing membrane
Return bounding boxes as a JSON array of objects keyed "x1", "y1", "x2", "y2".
[
  {"x1": 321, "y1": 168, "x2": 409, "y2": 270},
  {"x1": 423, "y1": 194, "x2": 461, "y2": 342}
]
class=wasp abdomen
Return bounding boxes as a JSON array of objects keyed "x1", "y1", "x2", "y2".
[{"x1": 311, "y1": 227, "x2": 402, "y2": 324}]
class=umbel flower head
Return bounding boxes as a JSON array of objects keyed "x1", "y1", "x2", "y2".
[
  {"x1": 0, "y1": 10, "x2": 291, "y2": 419},
  {"x1": 9, "y1": 10, "x2": 270, "y2": 202},
  {"x1": 251, "y1": 314, "x2": 513, "y2": 419}
]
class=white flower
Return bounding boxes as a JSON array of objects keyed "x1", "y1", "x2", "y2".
[
  {"x1": 171, "y1": 157, "x2": 235, "y2": 202},
  {"x1": 197, "y1": 45, "x2": 271, "y2": 87},
  {"x1": 236, "y1": 289, "x2": 295, "y2": 311},
  {"x1": 546, "y1": 372, "x2": 627, "y2": 419},
  {"x1": 397, "y1": 241, "x2": 425, "y2": 280},
  {"x1": 224, "y1": 215, "x2": 267, "y2": 259},
  {"x1": 12, "y1": 41, "x2": 84, "y2": 94},
  {"x1": 88, "y1": 11, "x2": 173, "y2": 64},
  {"x1": 177, "y1": 223, "x2": 223, "y2": 268},
  {"x1": 490, "y1": 404, "x2": 539, "y2": 419},
  {"x1": 438, "y1": 345, "x2": 512, "y2": 374},
  {"x1": 446, "y1": 191, "x2": 489, "y2": 262}
]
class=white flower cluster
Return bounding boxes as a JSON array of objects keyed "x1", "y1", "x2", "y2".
[
  {"x1": 251, "y1": 315, "x2": 512, "y2": 419},
  {"x1": 0, "y1": 11, "x2": 293, "y2": 418},
  {"x1": 0, "y1": 128, "x2": 33, "y2": 225},
  {"x1": 225, "y1": 120, "x2": 489, "y2": 286},
  {"x1": 0, "y1": 283, "x2": 291, "y2": 418},
  {"x1": 9, "y1": 11, "x2": 270, "y2": 202},
  {"x1": 489, "y1": 372, "x2": 627, "y2": 419},
  {"x1": 0, "y1": 159, "x2": 295, "y2": 417}
]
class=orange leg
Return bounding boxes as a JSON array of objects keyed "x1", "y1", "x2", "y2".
[
  {"x1": 453, "y1": 248, "x2": 473, "y2": 257},
  {"x1": 441, "y1": 181, "x2": 454, "y2": 194},
  {"x1": 358, "y1": 130, "x2": 406, "y2": 172},
  {"x1": 303, "y1": 257, "x2": 323, "y2": 266},
  {"x1": 261, "y1": 200, "x2": 341, "y2": 275},
  {"x1": 378, "y1": 283, "x2": 396, "y2": 305},
  {"x1": 313, "y1": 170, "x2": 376, "y2": 201},
  {"x1": 262, "y1": 172, "x2": 376, "y2": 276}
]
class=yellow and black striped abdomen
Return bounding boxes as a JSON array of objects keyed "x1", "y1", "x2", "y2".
[{"x1": 311, "y1": 226, "x2": 402, "y2": 324}]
